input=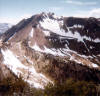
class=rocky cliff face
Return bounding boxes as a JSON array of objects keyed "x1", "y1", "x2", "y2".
[{"x1": 0, "y1": 12, "x2": 100, "y2": 88}]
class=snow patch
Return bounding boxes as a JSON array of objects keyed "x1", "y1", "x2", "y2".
[
  {"x1": 26, "y1": 66, "x2": 51, "y2": 88},
  {"x1": 43, "y1": 46, "x2": 65, "y2": 56},
  {"x1": 29, "y1": 28, "x2": 34, "y2": 37},
  {"x1": 69, "y1": 55, "x2": 82, "y2": 64},
  {"x1": 90, "y1": 46, "x2": 93, "y2": 49},
  {"x1": 32, "y1": 43, "x2": 43, "y2": 52},
  {"x1": 32, "y1": 43, "x2": 65, "y2": 56},
  {"x1": 62, "y1": 48, "x2": 99, "y2": 68},
  {"x1": 68, "y1": 24, "x2": 84, "y2": 28},
  {"x1": 65, "y1": 28, "x2": 100, "y2": 43},
  {"x1": 1, "y1": 49, "x2": 52, "y2": 88},
  {"x1": 93, "y1": 38, "x2": 100, "y2": 43},
  {"x1": 69, "y1": 54, "x2": 99, "y2": 68},
  {"x1": 40, "y1": 17, "x2": 65, "y2": 36},
  {"x1": 43, "y1": 30, "x2": 50, "y2": 36},
  {"x1": 92, "y1": 63, "x2": 99, "y2": 67},
  {"x1": 40, "y1": 16, "x2": 100, "y2": 43},
  {"x1": 1, "y1": 49, "x2": 27, "y2": 75},
  {"x1": 24, "y1": 56, "x2": 33, "y2": 64}
]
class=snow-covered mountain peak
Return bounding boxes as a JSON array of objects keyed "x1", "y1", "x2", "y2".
[{"x1": 0, "y1": 13, "x2": 100, "y2": 89}]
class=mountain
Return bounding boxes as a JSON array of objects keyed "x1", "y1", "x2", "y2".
[
  {"x1": 0, "y1": 23, "x2": 12, "y2": 35},
  {"x1": 0, "y1": 12, "x2": 100, "y2": 88}
]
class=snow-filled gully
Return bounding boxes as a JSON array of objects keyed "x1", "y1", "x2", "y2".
[{"x1": 1, "y1": 49, "x2": 51, "y2": 88}]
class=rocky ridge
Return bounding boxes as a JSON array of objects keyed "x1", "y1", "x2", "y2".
[{"x1": 0, "y1": 12, "x2": 100, "y2": 88}]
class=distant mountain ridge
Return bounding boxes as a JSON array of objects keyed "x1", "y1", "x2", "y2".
[{"x1": 0, "y1": 23, "x2": 12, "y2": 34}]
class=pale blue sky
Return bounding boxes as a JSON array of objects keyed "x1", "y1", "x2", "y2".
[{"x1": 0, "y1": 0, "x2": 100, "y2": 24}]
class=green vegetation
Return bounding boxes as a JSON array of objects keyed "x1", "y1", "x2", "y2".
[
  {"x1": 0, "y1": 76, "x2": 28, "y2": 95},
  {"x1": 44, "y1": 79, "x2": 97, "y2": 96},
  {"x1": 0, "y1": 77, "x2": 99, "y2": 96}
]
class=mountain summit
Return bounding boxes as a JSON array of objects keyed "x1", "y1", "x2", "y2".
[{"x1": 0, "y1": 12, "x2": 100, "y2": 88}]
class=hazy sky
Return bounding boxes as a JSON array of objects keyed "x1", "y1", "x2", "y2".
[{"x1": 0, "y1": 0, "x2": 100, "y2": 24}]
